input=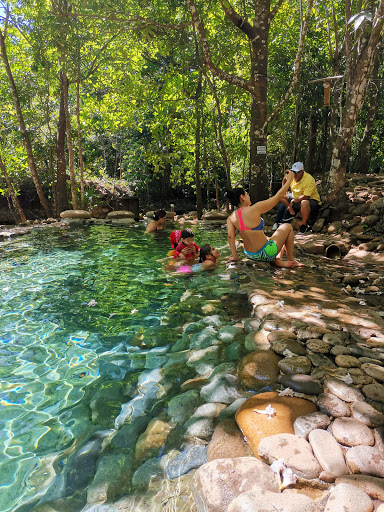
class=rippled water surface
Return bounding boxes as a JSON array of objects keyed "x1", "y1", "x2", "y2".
[{"x1": 0, "y1": 223, "x2": 238, "y2": 511}]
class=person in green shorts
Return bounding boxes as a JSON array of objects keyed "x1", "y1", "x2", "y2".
[{"x1": 226, "y1": 174, "x2": 303, "y2": 268}]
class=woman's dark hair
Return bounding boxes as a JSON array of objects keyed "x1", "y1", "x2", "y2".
[
  {"x1": 152, "y1": 209, "x2": 167, "y2": 221},
  {"x1": 199, "y1": 244, "x2": 212, "y2": 262},
  {"x1": 181, "y1": 229, "x2": 194, "y2": 239},
  {"x1": 226, "y1": 187, "x2": 245, "y2": 207}
]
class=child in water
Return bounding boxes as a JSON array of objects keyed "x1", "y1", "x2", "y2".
[
  {"x1": 174, "y1": 229, "x2": 200, "y2": 260},
  {"x1": 177, "y1": 244, "x2": 220, "y2": 273}
]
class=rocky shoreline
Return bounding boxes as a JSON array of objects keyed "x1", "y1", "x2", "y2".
[{"x1": 4, "y1": 173, "x2": 384, "y2": 512}]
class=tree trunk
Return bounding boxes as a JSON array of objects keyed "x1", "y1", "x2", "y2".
[
  {"x1": 0, "y1": 152, "x2": 27, "y2": 222},
  {"x1": 327, "y1": 0, "x2": 384, "y2": 204},
  {"x1": 63, "y1": 72, "x2": 78, "y2": 208},
  {"x1": 194, "y1": 99, "x2": 203, "y2": 218},
  {"x1": 248, "y1": 3, "x2": 269, "y2": 204},
  {"x1": 353, "y1": 48, "x2": 382, "y2": 174},
  {"x1": 0, "y1": 27, "x2": 52, "y2": 217},
  {"x1": 76, "y1": 79, "x2": 85, "y2": 209},
  {"x1": 305, "y1": 108, "x2": 318, "y2": 172},
  {"x1": 56, "y1": 71, "x2": 69, "y2": 214}
]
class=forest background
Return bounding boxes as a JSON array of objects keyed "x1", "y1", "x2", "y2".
[{"x1": 0, "y1": 0, "x2": 383, "y2": 222}]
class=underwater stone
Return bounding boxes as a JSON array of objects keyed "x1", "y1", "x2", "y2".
[
  {"x1": 166, "y1": 445, "x2": 207, "y2": 479},
  {"x1": 87, "y1": 452, "x2": 133, "y2": 504},
  {"x1": 132, "y1": 457, "x2": 164, "y2": 490},
  {"x1": 186, "y1": 346, "x2": 220, "y2": 376},
  {"x1": 111, "y1": 416, "x2": 150, "y2": 450},
  {"x1": 200, "y1": 374, "x2": 242, "y2": 404},
  {"x1": 167, "y1": 390, "x2": 201, "y2": 425},
  {"x1": 218, "y1": 324, "x2": 244, "y2": 343}
]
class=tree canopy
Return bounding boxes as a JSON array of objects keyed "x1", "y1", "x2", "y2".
[{"x1": 0, "y1": 0, "x2": 383, "y2": 218}]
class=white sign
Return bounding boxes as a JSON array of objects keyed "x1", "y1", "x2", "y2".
[{"x1": 257, "y1": 146, "x2": 267, "y2": 154}]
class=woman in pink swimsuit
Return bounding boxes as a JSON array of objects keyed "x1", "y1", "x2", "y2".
[{"x1": 226, "y1": 172, "x2": 302, "y2": 267}]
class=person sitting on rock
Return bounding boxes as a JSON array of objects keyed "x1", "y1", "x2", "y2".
[{"x1": 272, "y1": 162, "x2": 321, "y2": 234}]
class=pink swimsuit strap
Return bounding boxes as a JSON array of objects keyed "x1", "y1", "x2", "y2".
[{"x1": 236, "y1": 207, "x2": 251, "y2": 231}]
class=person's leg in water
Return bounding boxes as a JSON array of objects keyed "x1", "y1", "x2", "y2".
[{"x1": 270, "y1": 223, "x2": 303, "y2": 268}]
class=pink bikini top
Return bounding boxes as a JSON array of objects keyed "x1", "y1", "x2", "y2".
[{"x1": 236, "y1": 207, "x2": 264, "y2": 232}]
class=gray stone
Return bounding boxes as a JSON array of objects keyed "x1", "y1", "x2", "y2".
[
  {"x1": 323, "y1": 333, "x2": 345, "y2": 346},
  {"x1": 324, "y1": 378, "x2": 365, "y2": 402},
  {"x1": 306, "y1": 339, "x2": 331, "y2": 354},
  {"x1": 218, "y1": 398, "x2": 248, "y2": 420},
  {"x1": 271, "y1": 338, "x2": 307, "y2": 356},
  {"x1": 280, "y1": 374, "x2": 322, "y2": 395},
  {"x1": 218, "y1": 324, "x2": 244, "y2": 343},
  {"x1": 308, "y1": 429, "x2": 348, "y2": 477},
  {"x1": 335, "y1": 355, "x2": 361, "y2": 368},
  {"x1": 200, "y1": 374, "x2": 242, "y2": 404},
  {"x1": 362, "y1": 382, "x2": 384, "y2": 403},
  {"x1": 106, "y1": 210, "x2": 135, "y2": 218},
  {"x1": 278, "y1": 355, "x2": 312, "y2": 375},
  {"x1": 307, "y1": 351, "x2": 335, "y2": 368},
  {"x1": 60, "y1": 209, "x2": 91, "y2": 219},
  {"x1": 167, "y1": 390, "x2": 200, "y2": 425},
  {"x1": 87, "y1": 452, "x2": 133, "y2": 504},
  {"x1": 346, "y1": 446, "x2": 384, "y2": 477},
  {"x1": 186, "y1": 346, "x2": 220, "y2": 376},
  {"x1": 227, "y1": 487, "x2": 317, "y2": 512},
  {"x1": 111, "y1": 416, "x2": 150, "y2": 450},
  {"x1": 166, "y1": 445, "x2": 207, "y2": 479},
  {"x1": 317, "y1": 393, "x2": 351, "y2": 417},
  {"x1": 361, "y1": 363, "x2": 384, "y2": 383},
  {"x1": 332, "y1": 417, "x2": 375, "y2": 447},
  {"x1": 323, "y1": 483, "x2": 373, "y2": 512},
  {"x1": 192, "y1": 457, "x2": 279, "y2": 512},
  {"x1": 131, "y1": 457, "x2": 163, "y2": 490},
  {"x1": 335, "y1": 474, "x2": 384, "y2": 501},
  {"x1": 294, "y1": 412, "x2": 331, "y2": 439},
  {"x1": 258, "y1": 433, "x2": 321, "y2": 479}
]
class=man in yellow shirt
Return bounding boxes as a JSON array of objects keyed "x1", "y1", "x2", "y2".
[{"x1": 272, "y1": 162, "x2": 321, "y2": 234}]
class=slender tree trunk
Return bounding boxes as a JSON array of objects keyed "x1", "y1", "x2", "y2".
[
  {"x1": 56, "y1": 71, "x2": 69, "y2": 213},
  {"x1": 194, "y1": 99, "x2": 203, "y2": 218},
  {"x1": 76, "y1": 79, "x2": 85, "y2": 209},
  {"x1": 291, "y1": 90, "x2": 301, "y2": 163},
  {"x1": 0, "y1": 28, "x2": 51, "y2": 217},
  {"x1": 63, "y1": 72, "x2": 78, "y2": 208},
  {"x1": 0, "y1": 152, "x2": 27, "y2": 222},
  {"x1": 206, "y1": 75, "x2": 231, "y2": 191},
  {"x1": 305, "y1": 108, "x2": 318, "y2": 172}
]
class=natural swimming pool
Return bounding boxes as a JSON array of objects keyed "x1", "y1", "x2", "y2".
[{"x1": 0, "y1": 223, "x2": 252, "y2": 512}]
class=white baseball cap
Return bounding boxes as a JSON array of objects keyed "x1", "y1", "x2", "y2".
[{"x1": 291, "y1": 162, "x2": 304, "y2": 173}]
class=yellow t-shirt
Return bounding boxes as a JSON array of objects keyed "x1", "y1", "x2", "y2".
[{"x1": 290, "y1": 172, "x2": 321, "y2": 204}]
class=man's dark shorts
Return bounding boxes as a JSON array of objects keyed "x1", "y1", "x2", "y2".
[{"x1": 288, "y1": 192, "x2": 320, "y2": 218}]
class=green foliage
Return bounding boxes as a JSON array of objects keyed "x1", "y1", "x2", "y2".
[{"x1": 1, "y1": 0, "x2": 383, "y2": 210}]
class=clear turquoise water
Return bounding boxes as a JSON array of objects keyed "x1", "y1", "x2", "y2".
[{"x1": 0, "y1": 223, "x2": 238, "y2": 511}]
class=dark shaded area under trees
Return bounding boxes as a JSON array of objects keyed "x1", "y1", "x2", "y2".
[{"x1": 0, "y1": 0, "x2": 384, "y2": 224}]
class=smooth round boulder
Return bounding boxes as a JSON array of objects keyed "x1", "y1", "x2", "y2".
[
  {"x1": 237, "y1": 350, "x2": 281, "y2": 390},
  {"x1": 331, "y1": 417, "x2": 375, "y2": 447},
  {"x1": 323, "y1": 483, "x2": 373, "y2": 512},
  {"x1": 193, "y1": 457, "x2": 279, "y2": 512},
  {"x1": 235, "y1": 391, "x2": 316, "y2": 458},
  {"x1": 60, "y1": 209, "x2": 91, "y2": 218},
  {"x1": 280, "y1": 374, "x2": 322, "y2": 395},
  {"x1": 106, "y1": 210, "x2": 135, "y2": 218}
]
